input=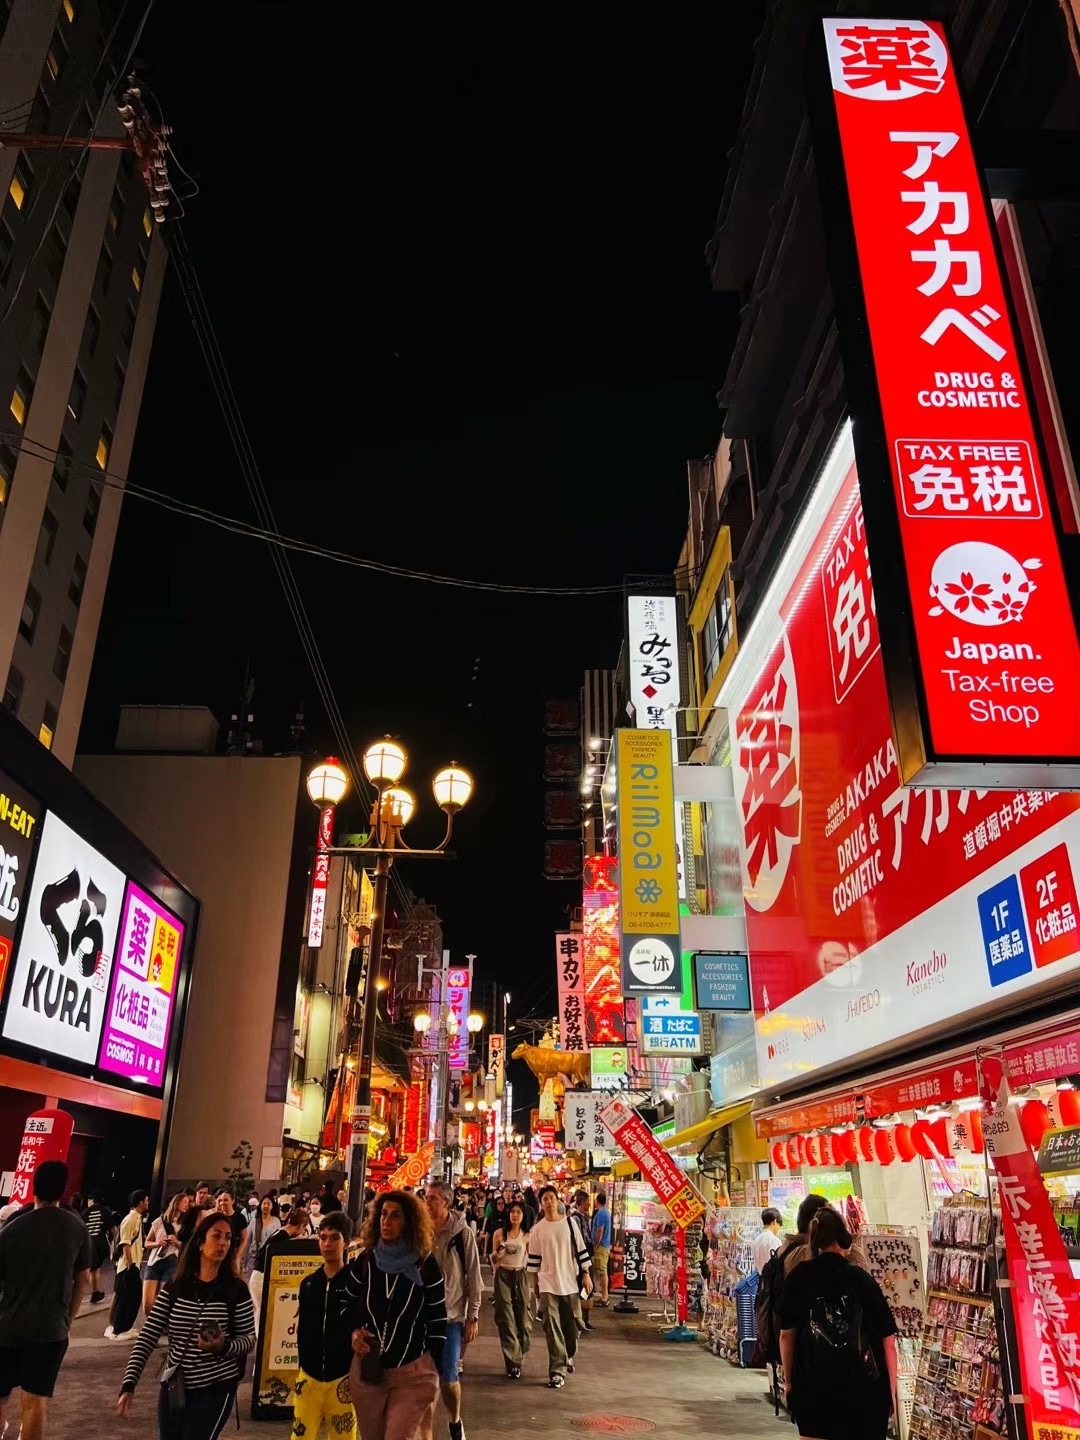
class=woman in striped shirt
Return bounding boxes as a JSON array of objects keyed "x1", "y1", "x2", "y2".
[
  {"x1": 342, "y1": 1190, "x2": 446, "y2": 1440},
  {"x1": 116, "y1": 1211, "x2": 256, "y2": 1439}
]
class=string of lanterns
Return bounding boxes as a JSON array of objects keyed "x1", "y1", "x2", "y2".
[{"x1": 768, "y1": 1088, "x2": 1080, "y2": 1172}]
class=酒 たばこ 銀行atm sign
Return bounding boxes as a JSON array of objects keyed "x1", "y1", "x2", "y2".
[
  {"x1": 818, "y1": 17, "x2": 1080, "y2": 786},
  {"x1": 721, "y1": 425, "x2": 1080, "y2": 1090}
]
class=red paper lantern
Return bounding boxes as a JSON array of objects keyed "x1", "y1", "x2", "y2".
[
  {"x1": 1020, "y1": 1100, "x2": 1052, "y2": 1150},
  {"x1": 1058, "y1": 1087, "x2": 1080, "y2": 1128},
  {"x1": 830, "y1": 1134, "x2": 846, "y2": 1166},
  {"x1": 796, "y1": 1135, "x2": 810, "y2": 1166},
  {"x1": 787, "y1": 1138, "x2": 800, "y2": 1167},
  {"x1": 874, "y1": 1128, "x2": 895, "y2": 1165},
  {"x1": 894, "y1": 1123, "x2": 916, "y2": 1162},
  {"x1": 929, "y1": 1116, "x2": 951, "y2": 1159},
  {"x1": 840, "y1": 1130, "x2": 859, "y2": 1164},
  {"x1": 857, "y1": 1127, "x2": 876, "y2": 1162},
  {"x1": 910, "y1": 1119, "x2": 934, "y2": 1159},
  {"x1": 966, "y1": 1109, "x2": 985, "y2": 1155}
]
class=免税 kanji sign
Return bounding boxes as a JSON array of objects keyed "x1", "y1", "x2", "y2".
[{"x1": 819, "y1": 17, "x2": 1080, "y2": 785}]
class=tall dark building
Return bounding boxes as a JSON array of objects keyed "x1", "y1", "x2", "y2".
[{"x1": 0, "y1": 0, "x2": 166, "y2": 765}]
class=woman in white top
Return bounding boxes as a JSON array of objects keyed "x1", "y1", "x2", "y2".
[
  {"x1": 142, "y1": 1191, "x2": 191, "y2": 1316},
  {"x1": 242, "y1": 1194, "x2": 281, "y2": 1278},
  {"x1": 491, "y1": 1201, "x2": 532, "y2": 1378}
]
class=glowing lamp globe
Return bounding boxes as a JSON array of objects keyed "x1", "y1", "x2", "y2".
[
  {"x1": 466, "y1": 1013, "x2": 484, "y2": 1034},
  {"x1": 363, "y1": 739, "x2": 407, "y2": 788},
  {"x1": 307, "y1": 757, "x2": 348, "y2": 807},
  {"x1": 413, "y1": 1012, "x2": 432, "y2": 1034},
  {"x1": 434, "y1": 765, "x2": 474, "y2": 812},
  {"x1": 383, "y1": 787, "x2": 415, "y2": 826}
]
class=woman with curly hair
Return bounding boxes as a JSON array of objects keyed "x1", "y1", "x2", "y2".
[{"x1": 340, "y1": 1190, "x2": 447, "y2": 1440}]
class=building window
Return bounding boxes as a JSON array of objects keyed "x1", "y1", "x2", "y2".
[
  {"x1": 0, "y1": 217, "x2": 14, "y2": 272},
  {"x1": 69, "y1": 552, "x2": 86, "y2": 607},
  {"x1": 36, "y1": 507, "x2": 58, "y2": 567},
  {"x1": 45, "y1": 34, "x2": 64, "y2": 83},
  {"x1": 19, "y1": 584, "x2": 41, "y2": 642},
  {"x1": 53, "y1": 435, "x2": 72, "y2": 491},
  {"x1": 39, "y1": 702, "x2": 58, "y2": 750},
  {"x1": 107, "y1": 191, "x2": 123, "y2": 233},
  {"x1": 10, "y1": 366, "x2": 33, "y2": 426},
  {"x1": 28, "y1": 292, "x2": 52, "y2": 368},
  {"x1": 0, "y1": 441, "x2": 14, "y2": 513},
  {"x1": 7, "y1": 156, "x2": 32, "y2": 212},
  {"x1": 82, "y1": 484, "x2": 99, "y2": 536},
  {"x1": 85, "y1": 305, "x2": 100, "y2": 357},
  {"x1": 61, "y1": 158, "x2": 84, "y2": 220},
  {"x1": 3, "y1": 666, "x2": 22, "y2": 716},
  {"x1": 67, "y1": 366, "x2": 86, "y2": 420},
  {"x1": 43, "y1": 222, "x2": 66, "y2": 290},
  {"x1": 130, "y1": 256, "x2": 144, "y2": 292},
  {"x1": 142, "y1": 207, "x2": 152, "y2": 238},
  {"x1": 113, "y1": 359, "x2": 125, "y2": 411},
  {"x1": 53, "y1": 625, "x2": 72, "y2": 683},
  {"x1": 29, "y1": 83, "x2": 51, "y2": 133},
  {"x1": 121, "y1": 299, "x2": 137, "y2": 348},
  {"x1": 96, "y1": 240, "x2": 112, "y2": 295},
  {"x1": 701, "y1": 568, "x2": 734, "y2": 689},
  {"x1": 62, "y1": 0, "x2": 75, "y2": 22},
  {"x1": 95, "y1": 422, "x2": 111, "y2": 470}
]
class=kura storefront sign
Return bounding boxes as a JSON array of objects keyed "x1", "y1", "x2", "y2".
[
  {"x1": 817, "y1": 17, "x2": 1080, "y2": 787},
  {"x1": 721, "y1": 426, "x2": 1080, "y2": 1090}
]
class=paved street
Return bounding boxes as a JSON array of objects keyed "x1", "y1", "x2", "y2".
[{"x1": 56, "y1": 1296, "x2": 784, "y2": 1438}]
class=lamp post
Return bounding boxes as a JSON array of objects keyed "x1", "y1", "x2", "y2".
[
  {"x1": 305, "y1": 758, "x2": 349, "y2": 949},
  {"x1": 308, "y1": 740, "x2": 473, "y2": 1224}
]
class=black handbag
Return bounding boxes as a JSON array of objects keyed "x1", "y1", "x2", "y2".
[{"x1": 159, "y1": 1300, "x2": 208, "y2": 1414}]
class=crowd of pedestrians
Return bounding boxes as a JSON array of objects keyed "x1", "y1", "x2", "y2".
[{"x1": 0, "y1": 1167, "x2": 618, "y2": 1440}]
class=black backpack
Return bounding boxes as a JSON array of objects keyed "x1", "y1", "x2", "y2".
[
  {"x1": 754, "y1": 1240, "x2": 797, "y2": 1365},
  {"x1": 798, "y1": 1275, "x2": 878, "y2": 1389}
]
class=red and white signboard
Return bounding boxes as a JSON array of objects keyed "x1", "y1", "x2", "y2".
[
  {"x1": 554, "y1": 932, "x2": 585, "y2": 1052},
  {"x1": 721, "y1": 427, "x2": 1080, "y2": 1090},
  {"x1": 981, "y1": 1055, "x2": 1080, "y2": 1440},
  {"x1": 822, "y1": 17, "x2": 1080, "y2": 779},
  {"x1": 446, "y1": 963, "x2": 472, "y2": 1071},
  {"x1": 383, "y1": 1142, "x2": 435, "y2": 1192},
  {"x1": 11, "y1": 1107, "x2": 74, "y2": 1205},
  {"x1": 598, "y1": 1094, "x2": 705, "y2": 1228},
  {"x1": 307, "y1": 805, "x2": 334, "y2": 948}
]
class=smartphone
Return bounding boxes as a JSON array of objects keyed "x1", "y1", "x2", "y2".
[{"x1": 199, "y1": 1322, "x2": 223, "y2": 1344}]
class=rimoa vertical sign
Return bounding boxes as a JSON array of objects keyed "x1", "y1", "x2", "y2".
[{"x1": 818, "y1": 17, "x2": 1080, "y2": 786}]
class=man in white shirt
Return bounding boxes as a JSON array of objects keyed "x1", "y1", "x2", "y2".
[
  {"x1": 105, "y1": 1190, "x2": 148, "y2": 1339},
  {"x1": 752, "y1": 1208, "x2": 783, "y2": 1274},
  {"x1": 527, "y1": 1186, "x2": 592, "y2": 1389}
]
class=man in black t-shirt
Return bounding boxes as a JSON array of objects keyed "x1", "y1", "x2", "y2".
[
  {"x1": 0, "y1": 1160, "x2": 91, "y2": 1440},
  {"x1": 214, "y1": 1188, "x2": 249, "y2": 1257}
]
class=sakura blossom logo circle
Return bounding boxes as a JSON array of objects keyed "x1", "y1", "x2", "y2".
[
  {"x1": 827, "y1": 20, "x2": 948, "y2": 101},
  {"x1": 928, "y1": 542, "x2": 1041, "y2": 628},
  {"x1": 732, "y1": 628, "x2": 802, "y2": 914}
]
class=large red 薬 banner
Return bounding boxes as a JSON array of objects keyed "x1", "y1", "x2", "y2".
[{"x1": 822, "y1": 17, "x2": 1080, "y2": 770}]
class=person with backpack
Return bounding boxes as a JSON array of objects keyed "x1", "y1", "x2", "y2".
[
  {"x1": 569, "y1": 1192, "x2": 595, "y2": 1331},
  {"x1": 778, "y1": 1206, "x2": 897, "y2": 1440},
  {"x1": 422, "y1": 1183, "x2": 482, "y2": 1440},
  {"x1": 526, "y1": 1186, "x2": 592, "y2": 1389},
  {"x1": 105, "y1": 1191, "x2": 149, "y2": 1340},
  {"x1": 752, "y1": 1208, "x2": 783, "y2": 1273}
]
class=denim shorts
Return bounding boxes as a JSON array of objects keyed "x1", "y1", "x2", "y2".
[{"x1": 438, "y1": 1321, "x2": 464, "y2": 1384}]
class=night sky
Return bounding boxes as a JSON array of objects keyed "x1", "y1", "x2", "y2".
[{"x1": 79, "y1": 5, "x2": 765, "y2": 1048}]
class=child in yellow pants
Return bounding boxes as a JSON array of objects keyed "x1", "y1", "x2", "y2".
[{"x1": 292, "y1": 1370, "x2": 356, "y2": 1438}]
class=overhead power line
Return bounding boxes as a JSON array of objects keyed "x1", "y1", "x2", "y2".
[{"x1": 1, "y1": 431, "x2": 626, "y2": 596}]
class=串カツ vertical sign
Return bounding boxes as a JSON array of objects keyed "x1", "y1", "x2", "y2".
[{"x1": 820, "y1": 17, "x2": 1080, "y2": 786}]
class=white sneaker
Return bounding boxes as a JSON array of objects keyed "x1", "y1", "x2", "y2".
[{"x1": 103, "y1": 1326, "x2": 115, "y2": 1339}]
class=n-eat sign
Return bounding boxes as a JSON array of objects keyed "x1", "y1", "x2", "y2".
[{"x1": 817, "y1": 17, "x2": 1080, "y2": 788}]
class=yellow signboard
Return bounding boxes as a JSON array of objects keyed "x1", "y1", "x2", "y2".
[
  {"x1": 252, "y1": 1242, "x2": 321, "y2": 1419},
  {"x1": 616, "y1": 729, "x2": 681, "y2": 995}
]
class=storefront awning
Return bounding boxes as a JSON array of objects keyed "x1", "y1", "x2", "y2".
[{"x1": 610, "y1": 1100, "x2": 752, "y2": 1179}]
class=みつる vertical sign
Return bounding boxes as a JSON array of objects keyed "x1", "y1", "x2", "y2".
[{"x1": 818, "y1": 17, "x2": 1080, "y2": 787}]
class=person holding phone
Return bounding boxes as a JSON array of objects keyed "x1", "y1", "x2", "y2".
[
  {"x1": 340, "y1": 1192, "x2": 445, "y2": 1440},
  {"x1": 116, "y1": 1212, "x2": 255, "y2": 1439}
]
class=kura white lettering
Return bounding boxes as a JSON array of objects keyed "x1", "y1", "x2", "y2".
[{"x1": 22, "y1": 957, "x2": 92, "y2": 1030}]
